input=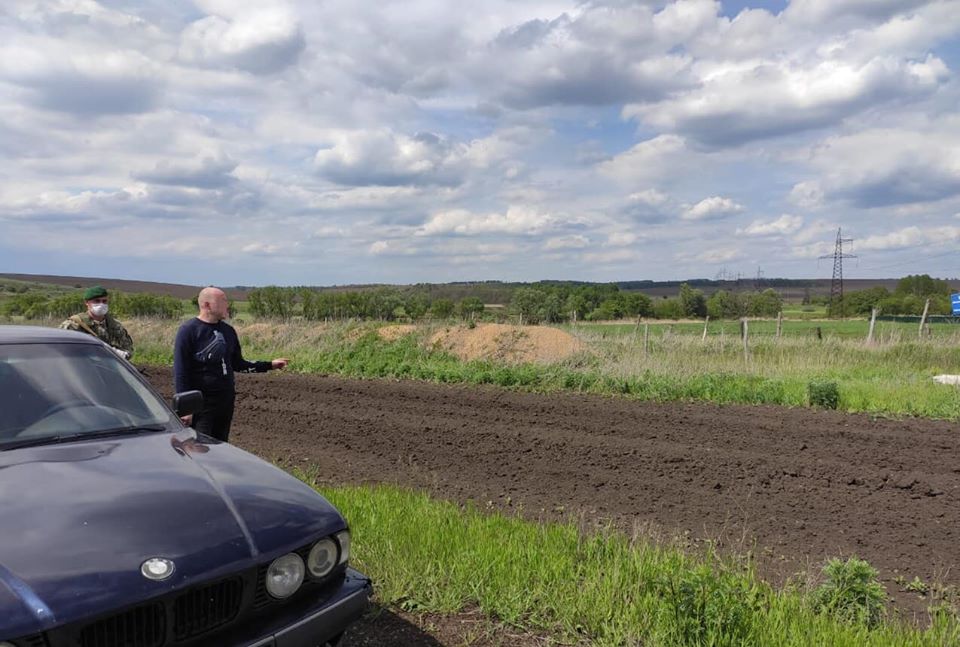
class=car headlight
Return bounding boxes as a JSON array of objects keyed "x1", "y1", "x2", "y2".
[
  {"x1": 336, "y1": 530, "x2": 351, "y2": 565},
  {"x1": 307, "y1": 538, "x2": 338, "y2": 578},
  {"x1": 266, "y1": 553, "x2": 305, "y2": 599}
]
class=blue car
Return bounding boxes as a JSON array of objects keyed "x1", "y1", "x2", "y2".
[{"x1": 0, "y1": 326, "x2": 371, "y2": 647}]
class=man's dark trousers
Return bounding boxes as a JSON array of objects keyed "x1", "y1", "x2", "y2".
[{"x1": 192, "y1": 391, "x2": 236, "y2": 442}]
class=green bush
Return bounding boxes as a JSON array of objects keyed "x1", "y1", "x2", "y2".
[
  {"x1": 658, "y1": 564, "x2": 766, "y2": 646},
  {"x1": 808, "y1": 380, "x2": 840, "y2": 409},
  {"x1": 812, "y1": 557, "x2": 887, "y2": 628}
]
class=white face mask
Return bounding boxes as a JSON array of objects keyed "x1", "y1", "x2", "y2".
[{"x1": 89, "y1": 303, "x2": 109, "y2": 317}]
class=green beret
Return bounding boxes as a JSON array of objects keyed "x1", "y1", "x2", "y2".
[{"x1": 83, "y1": 285, "x2": 108, "y2": 300}]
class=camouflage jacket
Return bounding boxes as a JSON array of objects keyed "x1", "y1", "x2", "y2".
[{"x1": 59, "y1": 313, "x2": 135, "y2": 354}]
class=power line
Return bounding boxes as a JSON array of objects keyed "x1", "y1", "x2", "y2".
[
  {"x1": 856, "y1": 249, "x2": 956, "y2": 273},
  {"x1": 819, "y1": 228, "x2": 857, "y2": 318}
]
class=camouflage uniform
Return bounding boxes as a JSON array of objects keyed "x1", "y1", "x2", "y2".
[{"x1": 60, "y1": 313, "x2": 135, "y2": 356}]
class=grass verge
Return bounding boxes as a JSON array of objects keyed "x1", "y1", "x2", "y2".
[{"x1": 296, "y1": 475, "x2": 960, "y2": 646}]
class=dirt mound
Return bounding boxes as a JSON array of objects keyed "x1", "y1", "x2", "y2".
[
  {"x1": 377, "y1": 325, "x2": 418, "y2": 341},
  {"x1": 429, "y1": 323, "x2": 586, "y2": 363}
]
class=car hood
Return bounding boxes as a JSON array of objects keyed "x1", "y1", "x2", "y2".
[{"x1": 0, "y1": 430, "x2": 346, "y2": 637}]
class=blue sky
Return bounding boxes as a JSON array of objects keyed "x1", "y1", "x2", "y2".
[{"x1": 1, "y1": 0, "x2": 958, "y2": 286}]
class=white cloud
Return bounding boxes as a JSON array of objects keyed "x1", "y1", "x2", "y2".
[
  {"x1": 313, "y1": 128, "x2": 523, "y2": 187},
  {"x1": 133, "y1": 154, "x2": 238, "y2": 189},
  {"x1": 741, "y1": 214, "x2": 804, "y2": 236},
  {"x1": 418, "y1": 206, "x2": 561, "y2": 236},
  {"x1": 678, "y1": 247, "x2": 742, "y2": 264},
  {"x1": 606, "y1": 231, "x2": 638, "y2": 247},
  {"x1": 544, "y1": 234, "x2": 589, "y2": 250},
  {"x1": 682, "y1": 196, "x2": 743, "y2": 221},
  {"x1": 792, "y1": 119, "x2": 960, "y2": 207},
  {"x1": 179, "y1": 6, "x2": 305, "y2": 74},
  {"x1": 626, "y1": 55, "x2": 948, "y2": 147},
  {"x1": 599, "y1": 135, "x2": 688, "y2": 184},
  {"x1": 0, "y1": 40, "x2": 164, "y2": 115},
  {"x1": 858, "y1": 225, "x2": 960, "y2": 250}
]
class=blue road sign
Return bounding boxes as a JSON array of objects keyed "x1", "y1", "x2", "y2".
[{"x1": 952, "y1": 293, "x2": 960, "y2": 316}]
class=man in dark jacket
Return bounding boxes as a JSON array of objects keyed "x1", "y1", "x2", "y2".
[{"x1": 173, "y1": 287, "x2": 288, "y2": 442}]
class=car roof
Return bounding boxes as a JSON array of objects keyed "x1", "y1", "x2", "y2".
[{"x1": 0, "y1": 325, "x2": 100, "y2": 345}]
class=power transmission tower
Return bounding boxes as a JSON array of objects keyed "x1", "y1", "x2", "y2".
[{"x1": 819, "y1": 228, "x2": 856, "y2": 318}]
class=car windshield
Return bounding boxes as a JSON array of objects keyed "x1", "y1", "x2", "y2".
[{"x1": 0, "y1": 342, "x2": 175, "y2": 448}]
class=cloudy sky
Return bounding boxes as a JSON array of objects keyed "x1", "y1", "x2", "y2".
[{"x1": 1, "y1": 0, "x2": 958, "y2": 286}]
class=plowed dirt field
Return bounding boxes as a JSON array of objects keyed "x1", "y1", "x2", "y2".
[{"x1": 147, "y1": 367, "x2": 959, "y2": 636}]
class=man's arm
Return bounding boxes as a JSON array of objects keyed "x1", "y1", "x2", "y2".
[
  {"x1": 229, "y1": 328, "x2": 287, "y2": 373},
  {"x1": 114, "y1": 322, "x2": 134, "y2": 354},
  {"x1": 173, "y1": 323, "x2": 194, "y2": 394}
]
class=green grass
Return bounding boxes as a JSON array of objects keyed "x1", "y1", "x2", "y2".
[
  {"x1": 299, "y1": 477, "x2": 960, "y2": 646},
  {"x1": 567, "y1": 318, "x2": 960, "y2": 340}
]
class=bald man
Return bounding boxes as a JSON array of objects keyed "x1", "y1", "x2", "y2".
[{"x1": 173, "y1": 287, "x2": 289, "y2": 442}]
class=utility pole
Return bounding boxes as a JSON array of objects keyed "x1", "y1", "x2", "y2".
[{"x1": 819, "y1": 228, "x2": 856, "y2": 319}]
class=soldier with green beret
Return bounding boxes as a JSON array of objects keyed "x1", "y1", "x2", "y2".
[{"x1": 59, "y1": 285, "x2": 135, "y2": 359}]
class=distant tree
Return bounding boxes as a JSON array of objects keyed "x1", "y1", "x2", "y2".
[
  {"x1": 747, "y1": 289, "x2": 784, "y2": 317},
  {"x1": 678, "y1": 283, "x2": 707, "y2": 318},
  {"x1": 511, "y1": 287, "x2": 546, "y2": 324},
  {"x1": 895, "y1": 274, "x2": 951, "y2": 298},
  {"x1": 706, "y1": 290, "x2": 746, "y2": 319},
  {"x1": 430, "y1": 298, "x2": 455, "y2": 319},
  {"x1": 622, "y1": 292, "x2": 653, "y2": 317},
  {"x1": 653, "y1": 297, "x2": 684, "y2": 319},
  {"x1": 457, "y1": 297, "x2": 485, "y2": 320},
  {"x1": 842, "y1": 287, "x2": 890, "y2": 316}
]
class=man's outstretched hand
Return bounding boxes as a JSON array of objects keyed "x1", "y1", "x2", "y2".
[{"x1": 272, "y1": 358, "x2": 289, "y2": 369}]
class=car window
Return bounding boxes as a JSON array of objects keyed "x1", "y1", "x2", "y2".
[{"x1": 0, "y1": 342, "x2": 175, "y2": 444}]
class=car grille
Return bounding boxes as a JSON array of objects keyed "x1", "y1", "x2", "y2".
[
  {"x1": 78, "y1": 602, "x2": 165, "y2": 647},
  {"x1": 172, "y1": 577, "x2": 242, "y2": 641},
  {"x1": 35, "y1": 546, "x2": 344, "y2": 647},
  {"x1": 73, "y1": 578, "x2": 242, "y2": 647}
]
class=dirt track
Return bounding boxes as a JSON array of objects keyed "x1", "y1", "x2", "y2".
[{"x1": 147, "y1": 367, "x2": 960, "y2": 620}]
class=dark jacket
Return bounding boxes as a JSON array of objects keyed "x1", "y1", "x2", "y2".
[{"x1": 173, "y1": 318, "x2": 272, "y2": 395}]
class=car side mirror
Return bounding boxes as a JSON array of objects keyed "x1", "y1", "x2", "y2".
[{"x1": 172, "y1": 390, "x2": 204, "y2": 417}]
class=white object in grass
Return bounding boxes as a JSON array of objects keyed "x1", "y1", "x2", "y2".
[{"x1": 932, "y1": 375, "x2": 960, "y2": 385}]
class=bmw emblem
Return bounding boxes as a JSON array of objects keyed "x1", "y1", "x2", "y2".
[{"x1": 141, "y1": 557, "x2": 175, "y2": 581}]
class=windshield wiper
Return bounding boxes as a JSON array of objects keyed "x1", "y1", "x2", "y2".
[{"x1": 0, "y1": 425, "x2": 169, "y2": 451}]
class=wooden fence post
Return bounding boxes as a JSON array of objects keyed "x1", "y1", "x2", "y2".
[
  {"x1": 776, "y1": 311, "x2": 783, "y2": 338},
  {"x1": 702, "y1": 316, "x2": 710, "y2": 342},
  {"x1": 634, "y1": 316, "x2": 642, "y2": 342},
  {"x1": 867, "y1": 308, "x2": 877, "y2": 345},
  {"x1": 741, "y1": 318, "x2": 750, "y2": 361},
  {"x1": 643, "y1": 323, "x2": 649, "y2": 355},
  {"x1": 919, "y1": 299, "x2": 930, "y2": 339}
]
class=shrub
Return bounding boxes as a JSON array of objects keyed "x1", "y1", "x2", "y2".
[
  {"x1": 658, "y1": 564, "x2": 766, "y2": 646},
  {"x1": 811, "y1": 557, "x2": 887, "y2": 628},
  {"x1": 808, "y1": 380, "x2": 840, "y2": 409}
]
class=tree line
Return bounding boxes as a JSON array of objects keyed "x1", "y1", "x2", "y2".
[
  {"x1": 243, "y1": 283, "x2": 785, "y2": 323},
  {"x1": 1, "y1": 291, "x2": 184, "y2": 319},
  {"x1": 831, "y1": 275, "x2": 956, "y2": 317}
]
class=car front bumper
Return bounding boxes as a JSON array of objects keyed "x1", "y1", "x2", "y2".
[{"x1": 241, "y1": 568, "x2": 372, "y2": 647}]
